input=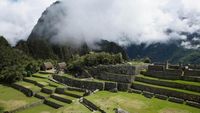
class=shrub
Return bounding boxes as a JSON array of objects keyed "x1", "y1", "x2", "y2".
[
  {"x1": 67, "y1": 52, "x2": 124, "y2": 74},
  {"x1": 144, "y1": 57, "x2": 151, "y2": 63}
]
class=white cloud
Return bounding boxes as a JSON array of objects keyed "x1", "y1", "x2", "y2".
[
  {"x1": 1, "y1": 0, "x2": 200, "y2": 47},
  {"x1": 0, "y1": 0, "x2": 56, "y2": 45}
]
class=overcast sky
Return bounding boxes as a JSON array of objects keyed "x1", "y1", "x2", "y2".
[{"x1": 0, "y1": 0, "x2": 200, "y2": 46}]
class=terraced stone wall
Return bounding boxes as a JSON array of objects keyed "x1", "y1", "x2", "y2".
[
  {"x1": 88, "y1": 64, "x2": 147, "y2": 83},
  {"x1": 169, "y1": 65, "x2": 180, "y2": 70},
  {"x1": 148, "y1": 65, "x2": 164, "y2": 71},
  {"x1": 81, "y1": 98, "x2": 106, "y2": 113},
  {"x1": 165, "y1": 69, "x2": 182, "y2": 76},
  {"x1": 11, "y1": 84, "x2": 34, "y2": 96},
  {"x1": 132, "y1": 83, "x2": 200, "y2": 103},
  {"x1": 53, "y1": 75, "x2": 131, "y2": 91},
  {"x1": 98, "y1": 72, "x2": 132, "y2": 83},
  {"x1": 144, "y1": 71, "x2": 181, "y2": 80},
  {"x1": 188, "y1": 65, "x2": 200, "y2": 70},
  {"x1": 184, "y1": 69, "x2": 200, "y2": 77},
  {"x1": 53, "y1": 75, "x2": 104, "y2": 91},
  {"x1": 135, "y1": 77, "x2": 200, "y2": 92}
]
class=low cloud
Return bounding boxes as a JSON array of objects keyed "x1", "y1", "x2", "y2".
[
  {"x1": 1, "y1": 0, "x2": 200, "y2": 48},
  {"x1": 0, "y1": 0, "x2": 56, "y2": 45}
]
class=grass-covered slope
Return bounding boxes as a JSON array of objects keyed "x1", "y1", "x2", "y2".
[
  {"x1": 0, "y1": 84, "x2": 39, "y2": 112},
  {"x1": 86, "y1": 91, "x2": 200, "y2": 113}
]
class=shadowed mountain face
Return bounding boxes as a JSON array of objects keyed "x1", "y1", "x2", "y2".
[
  {"x1": 126, "y1": 38, "x2": 200, "y2": 64},
  {"x1": 25, "y1": 1, "x2": 127, "y2": 61}
]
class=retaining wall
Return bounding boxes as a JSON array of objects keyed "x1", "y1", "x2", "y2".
[
  {"x1": 135, "y1": 77, "x2": 200, "y2": 92},
  {"x1": 165, "y1": 69, "x2": 182, "y2": 76},
  {"x1": 53, "y1": 75, "x2": 104, "y2": 91},
  {"x1": 104, "y1": 82, "x2": 117, "y2": 91},
  {"x1": 132, "y1": 83, "x2": 200, "y2": 103},
  {"x1": 188, "y1": 65, "x2": 200, "y2": 70},
  {"x1": 81, "y1": 98, "x2": 106, "y2": 113},
  {"x1": 88, "y1": 64, "x2": 147, "y2": 83},
  {"x1": 11, "y1": 84, "x2": 34, "y2": 97},
  {"x1": 148, "y1": 65, "x2": 164, "y2": 71},
  {"x1": 44, "y1": 99, "x2": 63, "y2": 109},
  {"x1": 184, "y1": 70, "x2": 200, "y2": 77},
  {"x1": 98, "y1": 72, "x2": 133, "y2": 83},
  {"x1": 144, "y1": 71, "x2": 181, "y2": 80},
  {"x1": 117, "y1": 83, "x2": 130, "y2": 91}
]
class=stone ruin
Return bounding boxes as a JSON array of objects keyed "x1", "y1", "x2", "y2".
[
  {"x1": 87, "y1": 64, "x2": 148, "y2": 83},
  {"x1": 144, "y1": 61, "x2": 200, "y2": 79},
  {"x1": 53, "y1": 63, "x2": 148, "y2": 92}
]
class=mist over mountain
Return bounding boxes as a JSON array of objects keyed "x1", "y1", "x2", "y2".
[{"x1": 1, "y1": 0, "x2": 200, "y2": 63}]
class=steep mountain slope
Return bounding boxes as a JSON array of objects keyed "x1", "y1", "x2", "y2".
[
  {"x1": 126, "y1": 38, "x2": 200, "y2": 64},
  {"x1": 25, "y1": 1, "x2": 127, "y2": 61}
]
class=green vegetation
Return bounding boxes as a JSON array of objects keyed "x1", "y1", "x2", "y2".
[
  {"x1": 15, "y1": 81, "x2": 41, "y2": 92},
  {"x1": 24, "y1": 76, "x2": 63, "y2": 87},
  {"x1": 57, "y1": 100, "x2": 92, "y2": 113},
  {"x1": 86, "y1": 91, "x2": 200, "y2": 113},
  {"x1": 0, "y1": 36, "x2": 58, "y2": 83},
  {"x1": 0, "y1": 105, "x2": 3, "y2": 113},
  {"x1": 133, "y1": 81, "x2": 200, "y2": 95},
  {"x1": 68, "y1": 52, "x2": 123, "y2": 67},
  {"x1": 0, "y1": 84, "x2": 39, "y2": 111},
  {"x1": 18, "y1": 104, "x2": 56, "y2": 113},
  {"x1": 67, "y1": 52, "x2": 124, "y2": 75}
]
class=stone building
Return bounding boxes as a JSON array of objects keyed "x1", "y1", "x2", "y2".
[
  {"x1": 41, "y1": 62, "x2": 54, "y2": 71},
  {"x1": 57, "y1": 62, "x2": 66, "y2": 71}
]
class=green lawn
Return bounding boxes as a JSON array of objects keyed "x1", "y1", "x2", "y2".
[
  {"x1": 25, "y1": 76, "x2": 64, "y2": 87},
  {"x1": 56, "y1": 100, "x2": 92, "y2": 113},
  {"x1": 18, "y1": 104, "x2": 56, "y2": 113},
  {"x1": 138, "y1": 75, "x2": 200, "y2": 86},
  {"x1": 32, "y1": 73, "x2": 51, "y2": 79},
  {"x1": 0, "y1": 84, "x2": 39, "y2": 111},
  {"x1": 15, "y1": 81, "x2": 41, "y2": 92},
  {"x1": 18, "y1": 100, "x2": 91, "y2": 113},
  {"x1": 86, "y1": 91, "x2": 200, "y2": 113}
]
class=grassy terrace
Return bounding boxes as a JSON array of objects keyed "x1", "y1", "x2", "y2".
[
  {"x1": 53, "y1": 93, "x2": 76, "y2": 100},
  {"x1": 86, "y1": 91, "x2": 200, "y2": 113},
  {"x1": 18, "y1": 104, "x2": 56, "y2": 113},
  {"x1": 15, "y1": 81, "x2": 41, "y2": 92},
  {"x1": 36, "y1": 92, "x2": 50, "y2": 97},
  {"x1": 57, "y1": 100, "x2": 92, "y2": 113},
  {"x1": 18, "y1": 100, "x2": 92, "y2": 113},
  {"x1": 133, "y1": 81, "x2": 200, "y2": 96},
  {"x1": 44, "y1": 86, "x2": 57, "y2": 90},
  {"x1": 32, "y1": 73, "x2": 51, "y2": 79},
  {"x1": 137, "y1": 75, "x2": 200, "y2": 86},
  {"x1": 65, "y1": 90, "x2": 84, "y2": 96},
  {"x1": 63, "y1": 74, "x2": 116, "y2": 83},
  {"x1": 0, "y1": 84, "x2": 39, "y2": 111},
  {"x1": 25, "y1": 76, "x2": 64, "y2": 87},
  {"x1": 46, "y1": 98, "x2": 68, "y2": 106}
]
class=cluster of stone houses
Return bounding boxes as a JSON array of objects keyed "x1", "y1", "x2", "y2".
[{"x1": 41, "y1": 62, "x2": 66, "y2": 72}]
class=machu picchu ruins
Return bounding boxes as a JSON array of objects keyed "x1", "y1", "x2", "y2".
[{"x1": 0, "y1": 0, "x2": 200, "y2": 113}]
